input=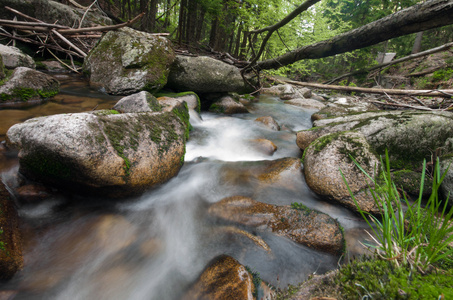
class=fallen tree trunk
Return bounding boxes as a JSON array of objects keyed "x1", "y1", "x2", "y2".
[
  {"x1": 269, "y1": 77, "x2": 453, "y2": 98},
  {"x1": 255, "y1": 0, "x2": 453, "y2": 71},
  {"x1": 325, "y1": 41, "x2": 453, "y2": 84}
]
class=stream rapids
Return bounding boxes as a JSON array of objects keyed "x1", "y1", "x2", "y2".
[{"x1": 0, "y1": 74, "x2": 368, "y2": 300}]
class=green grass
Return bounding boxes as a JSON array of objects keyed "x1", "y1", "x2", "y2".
[{"x1": 341, "y1": 149, "x2": 453, "y2": 271}]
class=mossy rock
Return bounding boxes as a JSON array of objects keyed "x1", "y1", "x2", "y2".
[
  {"x1": 391, "y1": 169, "x2": 432, "y2": 197},
  {"x1": 0, "y1": 67, "x2": 59, "y2": 104},
  {"x1": 83, "y1": 27, "x2": 175, "y2": 95},
  {"x1": 0, "y1": 55, "x2": 5, "y2": 80},
  {"x1": 6, "y1": 103, "x2": 189, "y2": 197}
]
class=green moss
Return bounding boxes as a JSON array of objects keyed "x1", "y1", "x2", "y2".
[
  {"x1": 291, "y1": 202, "x2": 312, "y2": 216},
  {"x1": 245, "y1": 266, "x2": 262, "y2": 299},
  {"x1": 311, "y1": 131, "x2": 343, "y2": 154},
  {"x1": 1, "y1": 84, "x2": 58, "y2": 102},
  {"x1": 172, "y1": 101, "x2": 191, "y2": 142},
  {"x1": 209, "y1": 103, "x2": 225, "y2": 114},
  {"x1": 93, "y1": 109, "x2": 120, "y2": 116},
  {"x1": 336, "y1": 257, "x2": 453, "y2": 299}
]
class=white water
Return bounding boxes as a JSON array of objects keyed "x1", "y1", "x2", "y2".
[{"x1": 2, "y1": 95, "x2": 368, "y2": 300}]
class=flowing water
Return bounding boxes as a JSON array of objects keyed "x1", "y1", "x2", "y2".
[{"x1": 0, "y1": 74, "x2": 368, "y2": 299}]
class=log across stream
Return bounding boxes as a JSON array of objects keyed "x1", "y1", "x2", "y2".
[{"x1": 0, "y1": 74, "x2": 369, "y2": 299}]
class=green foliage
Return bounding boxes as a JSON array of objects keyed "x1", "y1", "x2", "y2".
[
  {"x1": 341, "y1": 149, "x2": 453, "y2": 271},
  {"x1": 432, "y1": 68, "x2": 453, "y2": 82},
  {"x1": 245, "y1": 266, "x2": 262, "y2": 299}
]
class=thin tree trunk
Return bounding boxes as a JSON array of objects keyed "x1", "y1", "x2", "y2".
[
  {"x1": 255, "y1": 0, "x2": 453, "y2": 71},
  {"x1": 412, "y1": 31, "x2": 424, "y2": 54}
]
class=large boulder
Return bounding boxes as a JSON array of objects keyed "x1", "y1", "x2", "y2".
[
  {"x1": 6, "y1": 99, "x2": 189, "y2": 197},
  {"x1": 182, "y1": 255, "x2": 263, "y2": 300},
  {"x1": 112, "y1": 91, "x2": 162, "y2": 113},
  {"x1": 0, "y1": 44, "x2": 35, "y2": 69},
  {"x1": 0, "y1": 0, "x2": 112, "y2": 27},
  {"x1": 0, "y1": 67, "x2": 59, "y2": 104},
  {"x1": 208, "y1": 196, "x2": 344, "y2": 254},
  {"x1": 166, "y1": 55, "x2": 254, "y2": 94},
  {"x1": 0, "y1": 181, "x2": 23, "y2": 280},
  {"x1": 83, "y1": 27, "x2": 175, "y2": 95},
  {"x1": 298, "y1": 111, "x2": 453, "y2": 163},
  {"x1": 303, "y1": 131, "x2": 380, "y2": 214}
]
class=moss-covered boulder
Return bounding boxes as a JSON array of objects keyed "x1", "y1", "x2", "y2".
[
  {"x1": 182, "y1": 255, "x2": 265, "y2": 300},
  {"x1": 6, "y1": 100, "x2": 189, "y2": 197},
  {"x1": 208, "y1": 196, "x2": 344, "y2": 254},
  {"x1": 303, "y1": 131, "x2": 380, "y2": 214},
  {"x1": 83, "y1": 27, "x2": 175, "y2": 95},
  {"x1": 0, "y1": 67, "x2": 59, "y2": 104},
  {"x1": 0, "y1": 181, "x2": 23, "y2": 280},
  {"x1": 166, "y1": 55, "x2": 254, "y2": 94},
  {"x1": 299, "y1": 111, "x2": 453, "y2": 164}
]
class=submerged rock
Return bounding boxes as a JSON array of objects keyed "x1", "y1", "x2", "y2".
[
  {"x1": 255, "y1": 116, "x2": 280, "y2": 131},
  {"x1": 209, "y1": 196, "x2": 344, "y2": 254},
  {"x1": 6, "y1": 100, "x2": 189, "y2": 197},
  {"x1": 209, "y1": 95, "x2": 249, "y2": 114},
  {"x1": 166, "y1": 55, "x2": 254, "y2": 94},
  {"x1": 182, "y1": 255, "x2": 258, "y2": 300},
  {"x1": 0, "y1": 67, "x2": 59, "y2": 104},
  {"x1": 83, "y1": 27, "x2": 175, "y2": 95},
  {"x1": 0, "y1": 181, "x2": 23, "y2": 280},
  {"x1": 0, "y1": 44, "x2": 35, "y2": 69},
  {"x1": 250, "y1": 138, "x2": 278, "y2": 156},
  {"x1": 303, "y1": 131, "x2": 380, "y2": 214}
]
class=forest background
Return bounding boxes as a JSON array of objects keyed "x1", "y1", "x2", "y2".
[{"x1": 92, "y1": 0, "x2": 453, "y2": 83}]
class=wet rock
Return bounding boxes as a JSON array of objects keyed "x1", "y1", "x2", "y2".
[
  {"x1": 0, "y1": 67, "x2": 59, "y2": 104},
  {"x1": 83, "y1": 27, "x2": 175, "y2": 95},
  {"x1": 6, "y1": 102, "x2": 189, "y2": 197},
  {"x1": 15, "y1": 184, "x2": 53, "y2": 203},
  {"x1": 220, "y1": 158, "x2": 303, "y2": 195},
  {"x1": 303, "y1": 131, "x2": 380, "y2": 214},
  {"x1": 157, "y1": 91, "x2": 200, "y2": 112},
  {"x1": 0, "y1": 44, "x2": 35, "y2": 69},
  {"x1": 166, "y1": 55, "x2": 254, "y2": 94},
  {"x1": 182, "y1": 255, "x2": 256, "y2": 300},
  {"x1": 0, "y1": 181, "x2": 23, "y2": 280},
  {"x1": 113, "y1": 91, "x2": 162, "y2": 113},
  {"x1": 0, "y1": 290, "x2": 18, "y2": 300},
  {"x1": 285, "y1": 98, "x2": 326, "y2": 110},
  {"x1": 209, "y1": 196, "x2": 344, "y2": 254},
  {"x1": 209, "y1": 95, "x2": 249, "y2": 114},
  {"x1": 250, "y1": 139, "x2": 277, "y2": 156},
  {"x1": 255, "y1": 116, "x2": 280, "y2": 131}
]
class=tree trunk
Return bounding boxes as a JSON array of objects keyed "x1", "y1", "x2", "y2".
[
  {"x1": 412, "y1": 31, "x2": 424, "y2": 54},
  {"x1": 255, "y1": 0, "x2": 453, "y2": 71}
]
